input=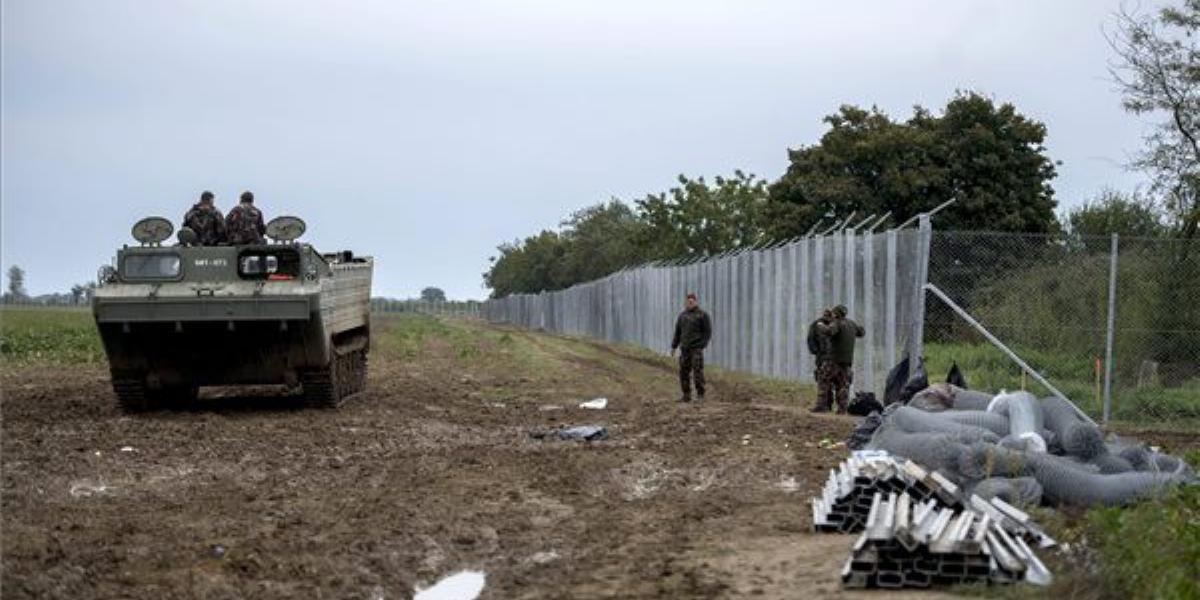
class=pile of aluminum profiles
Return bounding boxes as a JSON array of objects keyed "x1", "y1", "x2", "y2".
[
  {"x1": 839, "y1": 491, "x2": 1053, "y2": 589},
  {"x1": 811, "y1": 453, "x2": 963, "y2": 533}
]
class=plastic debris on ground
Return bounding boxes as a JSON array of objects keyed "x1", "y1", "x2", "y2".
[
  {"x1": 528, "y1": 425, "x2": 608, "y2": 441},
  {"x1": 413, "y1": 571, "x2": 486, "y2": 600},
  {"x1": 579, "y1": 398, "x2": 608, "y2": 410}
]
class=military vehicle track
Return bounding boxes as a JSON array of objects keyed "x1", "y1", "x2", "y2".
[
  {"x1": 302, "y1": 344, "x2": 368, "y2": 408},
  {"x1": 111, "y1": 375, "x2": 198, "y2": 412}
]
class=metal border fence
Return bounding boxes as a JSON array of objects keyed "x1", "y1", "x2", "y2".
[{"x1": 484, "y1": 217, "x2": 933, "y2": 395}]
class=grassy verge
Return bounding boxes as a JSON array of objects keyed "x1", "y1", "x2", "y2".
[
  {"x1": 924, "y1": 341, "x2": 1200, "y2": 426},
  {"x1": 0, "y1": 308, "x2": 103, "y2": 365}
]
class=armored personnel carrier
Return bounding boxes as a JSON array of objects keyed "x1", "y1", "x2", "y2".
[{"x1": 92, "y1": 216, "x2": 373, "y2": 411}]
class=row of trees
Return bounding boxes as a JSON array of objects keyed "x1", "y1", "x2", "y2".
[
  {"x1": 2, "y1": 265, "x2": 98, "y2": 305},
  {"x1": 485, "y1": 2, "x2": 1198, "y2": 298}
]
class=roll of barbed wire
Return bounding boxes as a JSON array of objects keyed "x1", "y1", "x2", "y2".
[
  {"x1": 950, "y1": 388, "x2": 994, "y2": 411},
  {"x1": 969, "y1": 477, "x2": 1043, "y2": 506},
  {"x1": 1151, "y1": 453, "x2": 1196, "y2": 480},
  {"x1": 1040, "y1": 395, "x2": 1084, "y2": 439},
  {"x1": 1091, "y1": 452, "x2": 1135, "y2": 474},
  {"x1": 933, "y1": 410, "x2": 1010, "y2": 436},
  {"x1": 868, "y1": 426, "x2": 971, "y2": 476},
  {"x1": 1114, "y1": 443, "x2": 1153, "y2": 470},
  {"x1": 960, "y1": 443, "x2": 1182, "y2": 506},
  {"x1": 888, "y1": 406, "x2": 1000, "y2": 443},
  {"x1": 1062, "y1": 422, "x2": 1106, "y2": 460},
  {"x1": 989, "y1": 392, "x2": 1046, "y2": 453}
]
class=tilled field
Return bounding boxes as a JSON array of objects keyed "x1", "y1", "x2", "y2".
[{"x1": 0, "y1": 315, "x2": 1061, "y2": 598}]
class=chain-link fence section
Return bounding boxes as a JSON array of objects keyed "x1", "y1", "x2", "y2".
[
  {"x1": 484, "y1": 220, "x2": 931, "y2": 395},
  {"x1": 370, "y1": 298, "x2": 482, "y2": 318},
  {"x1": 926, "y1": 231, "x2": 1199, "y2": 425}
]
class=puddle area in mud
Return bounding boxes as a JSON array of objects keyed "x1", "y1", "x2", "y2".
[{"x1": 413, "y1": 571, "x2": 486, "y2": 600}]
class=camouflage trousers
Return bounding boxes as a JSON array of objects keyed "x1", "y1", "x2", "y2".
[
  {"x1": 679, "y1": 348, "x2": 706, "y2": 398},
  {"x1": 815, "y1": 361, "x2": 852, "y2": 412}
]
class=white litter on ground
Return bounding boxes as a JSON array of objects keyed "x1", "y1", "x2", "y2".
[
  {"x1": 413, "y1": 571, "x2": 486, "y2": 600},
  {"x1": 778, "y1": 476, "x2": 801, "y2": 493},
  {"x1": 579, "y1": 398, "x2": 608, "y2": 410},
  {"x1": 69, "y1": 480, "x2": 110, "y2": 498},
  {"x1": 528, "y1": 550, "x2": 560, "y2": 564}
]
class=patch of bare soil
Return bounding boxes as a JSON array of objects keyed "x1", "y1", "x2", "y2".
[{"x1": 0, "y1": 319, "x2": 963, "y2": 598}]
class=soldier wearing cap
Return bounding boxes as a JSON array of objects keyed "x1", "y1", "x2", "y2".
[
  {"x1": 226, "y1": 191, "x2": 267, "y2": 245},
  {"x1": 182, "y1": 190, "x2": 227, "y2": 246}
]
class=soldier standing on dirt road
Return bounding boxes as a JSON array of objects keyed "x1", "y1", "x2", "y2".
[
  {"x1": 814, "y1": 305, "x2": 864, "y2": 414},
  {"x1": 671, "y1": 293, "x2": 712, "y2": 403},
  {"x1": 807, "y1": 308, "x2": 836, "y2": 412}
]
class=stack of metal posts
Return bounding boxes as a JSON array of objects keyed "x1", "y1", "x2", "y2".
[
  {"x1": 839, "y1": 491, "x2": 1053, "y2": 589},
  {"x1": 811, "y1": 452, "x2": 1056, "y2": 589},
  {"x1": 811, "y1": 454, "x2": 962, "y2": 533}
]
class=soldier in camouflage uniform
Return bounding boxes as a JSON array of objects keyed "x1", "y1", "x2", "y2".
[
  {"x1": 808, "y1": 309, "x2": 835, "y2": 412},
  {"x1": 670, "y1": 293, "x2": 712, "y2": 403},
  {"x1": 815, "y1": 305, "x2": 864, "y2": 414},
  {"x1": 225, "y1": 191, "x2": 267, "y2": 245},
  {"x1": 182, "y1": 191, "x2": 227, "y2": 246}
]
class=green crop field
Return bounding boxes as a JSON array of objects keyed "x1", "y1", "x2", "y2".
[{"x1": 0, "y1": 308, "x2": 104, "y2": 365}]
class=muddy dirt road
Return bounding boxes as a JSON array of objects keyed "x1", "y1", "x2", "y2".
[{"x1": 7, "y1": 315, "x2": 1182, "y2": 599}]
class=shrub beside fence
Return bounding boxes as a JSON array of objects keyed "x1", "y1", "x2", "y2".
[{"x1": 926, "y1": 231, "x2": 1199, "y2": 423}]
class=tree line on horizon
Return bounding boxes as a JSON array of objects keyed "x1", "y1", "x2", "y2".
[{"x1": 484, "y1": 2, "x2": 1197, "y2": 299}]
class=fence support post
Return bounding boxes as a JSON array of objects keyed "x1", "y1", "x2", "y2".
[
  {"x1": 924, "y1": 283, "x2": 1097, "y2": 426},
  {"x1": 906, "y1": 215, "x2": 932, "y2": 365},
  {"x1": 1103, "y1": 233, "x2": 1119, "y2": 424}
]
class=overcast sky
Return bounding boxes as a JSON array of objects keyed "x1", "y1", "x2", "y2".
[{"x1": 2, "y1": 0, "x2": 1154, "y2": 299}]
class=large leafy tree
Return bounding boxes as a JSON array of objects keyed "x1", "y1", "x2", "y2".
[
  {"x1": 1110, "y1": 0, "x2": 1200, "y2": 239},
  {"x1": 635, "y1": 171, "x2": 771, "y2": 259},
  {"x1": 765, "y1": 93, "x2": 1059, "y2": 238},
  {"x1": 483, "y1": 230, "x2": 567, "y2": 297},
  {"x1": 556, "y1": 201, "x2": 647, "y2": 284},
  {"x1": 419, "y1": 287, "x2": 447, "y2": 302}
]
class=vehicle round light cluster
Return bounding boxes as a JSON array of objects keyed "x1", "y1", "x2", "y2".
[{"x1": 131, "y1": 217, "x2": 174, "y2": 244}]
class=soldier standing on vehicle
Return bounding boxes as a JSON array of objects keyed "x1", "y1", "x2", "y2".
[
  {"x1": 807, "y1": 308, "x2": 836, "y2": 412},
  {"x1": 670, "y1": 292, "x2": 712, "y2": 403},
  {"x1": 226, "y1": 191, "x2": 267, "y2": 245},
  {"x1": 182, "y1": 191, "x2": 227, "y2": 246},
  {"x1": 815, "y1": 305, "x2": 864, "y2": 414}
]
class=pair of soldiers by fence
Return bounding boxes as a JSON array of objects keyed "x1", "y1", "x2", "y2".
[{"x1": 670, "y1": 294, "x2": 862, "y2": 410}]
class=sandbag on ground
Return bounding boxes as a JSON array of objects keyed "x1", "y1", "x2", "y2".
[
  {"x1": 908, "y1": 383, "x2": 955, "y2": 411},
  {"x1": 888, "y1": 406, "x2": 999, "y2": 443}
]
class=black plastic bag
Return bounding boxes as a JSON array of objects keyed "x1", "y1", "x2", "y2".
[
  {"x1": 883, "y1": 354, "x2": 911, "y2": 406},
  {"x1": 847, "y1": 411, "x2": 884, "y2": 450},
  {"x1": 946, "y1": 361, "x2": 967, "y2": 389},
  {"x1": 897, "y1": 357, "x2": 928, "y2": 405},
  {"x1": 848, "y1": 392, "x2": 882, "y2": 416}
]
